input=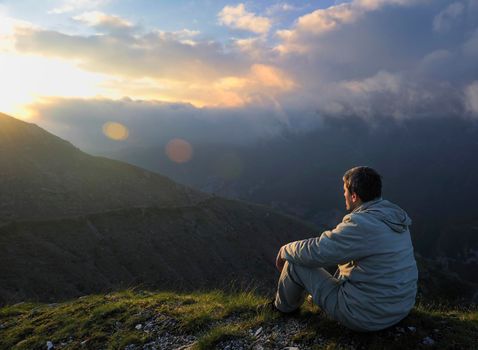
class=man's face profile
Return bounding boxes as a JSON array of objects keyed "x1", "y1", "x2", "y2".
[{"x1": 343, "y1": 181, "x2": 360, "y2": 212}]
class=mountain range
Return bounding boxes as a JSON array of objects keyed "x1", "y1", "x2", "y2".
[
  {"x1": 104, "y1": 116, "x2": 478, "y2": 288},
  {"x1": 1, "y1": 112, "x2": 477, "y2": 305},
  {"x1": 0, "y1": 113, "x2": 315, "y2": 305}
]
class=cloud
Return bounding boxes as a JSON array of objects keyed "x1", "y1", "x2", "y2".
[
  {"x1": 29, "y1": 97, "x2": 286, "y2": 153},
  {"x1": 4, "y1": 0, "x2": 478, "y2": 128},
  {"x1": 73, "y1": 11, "x2": 134, "y2": 33},
  {"x1": 275, "y1": 0, "x2": 417, "y2": 54},
  {"x1": 49, "y1": 0, "x2": 110, "y2": 14},
  {"x1": 433, "y1": 2, "x2": 465, "y2": 32},
  {"x1": 218, "y1": 3, "x2": 271, "y2": 34},
  {"x1": 14, "y1": 25, "x2": 244, "y2": 84},
  {"x1": 233, "y1": 36, "x2": 271, "y2": 61},
  {"x1": 264, "y1": 0, "x2": 478, "y2": 121},
  {"x1": 265, "y1": 2, "x2": 301, "y2": 16},
  {"x1": 465, "y1": 81, "x2": 478, "y2": 115},
  {"x1": 12, "y1": 16, "x2": 295, "y2": 109},
  {"x1": 342, "y1": 71, "x2": 401, "y2": 95},
  {"x1": 464, "y1": 28, "x2": 478, "y2": 57},
  {"x1": 318, "y1": 71, "x2": 465, "y2": 119},
  {"x1": 0, "y1": 16, "x2": 36, "y2": 53}
]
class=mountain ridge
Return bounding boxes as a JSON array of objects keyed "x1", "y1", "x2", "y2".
[
  {"x1": 0, "y1": 112, "x2": 208, "y2": 223},
  {"x1": 0, "y1": 112, "x2": 315, "y2": 305},
  {"x1": 103, "y1": 115, "x2": 478, "y2": 289}
]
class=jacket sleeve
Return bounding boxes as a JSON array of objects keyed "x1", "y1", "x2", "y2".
[{"x1": 281, "y1": 214, "x2": 369, "y2": 267}]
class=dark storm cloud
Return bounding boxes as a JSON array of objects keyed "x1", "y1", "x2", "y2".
[{"x1": 274, "y1": 0, "x2": 478, "y2": 119}]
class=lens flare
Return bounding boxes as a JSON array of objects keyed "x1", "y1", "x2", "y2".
[
  {"x1": 102, "y1": 122, "x2": 129, "y2": 141},
  {"x1": 165, "y1": 138, "x2": 193, "y2": 163}
]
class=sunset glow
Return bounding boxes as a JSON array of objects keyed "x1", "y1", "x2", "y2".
[
  {"x1": 0, "y1": 0, "x2": 477, "y2": 129},
  {"x1": 0, "y1": 52, "x2": 107, "y2": 119},
  {"x1": 0, "y1": 2, "x2": 301, "y2": 117}
]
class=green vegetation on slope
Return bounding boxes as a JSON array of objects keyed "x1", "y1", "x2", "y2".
[{"x1": 0, "y1": 290, "x2": 477, "y2": 350}]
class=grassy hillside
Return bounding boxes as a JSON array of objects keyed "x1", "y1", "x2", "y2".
[
  {"x1": 0, "y1": 198, "x2": 314, "y2": 305},
  {"x1": 1, "y1": 289, "x2": 476, "y2": 350}
]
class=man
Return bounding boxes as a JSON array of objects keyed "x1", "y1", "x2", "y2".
[{"x1": 272, "y1": 166, "x2": 418, "y2": 331}]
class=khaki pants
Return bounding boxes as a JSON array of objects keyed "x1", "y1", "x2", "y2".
[
  {"x1": 274, "y1": 261, "x2": 342, "y2": 321},
  {"x1": 274, "y1": 261, "x2": 405, "y2": 332}
]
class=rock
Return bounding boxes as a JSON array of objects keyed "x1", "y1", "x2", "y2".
[
  {"x1": 407, "y1": 326, "x2": 416, "y2": 332},
  {"x1": 254, "y1": 327, "x2": 263, "y2": 337},
  {"x1": 46, "y1": 341, "x2": 54, "y2": 350},
  {"x1": 144, "y1": 320, "x2": 155, "y2": 331},
  {"x1": 135, "y1": 323, "x2": 142, "y2": 330},
  {"x1": 422, "y1": 336, "x2": 435, "y2": 346},
  {"x1": 283, "y1": 347, "x2": 300, "y2": 350}
]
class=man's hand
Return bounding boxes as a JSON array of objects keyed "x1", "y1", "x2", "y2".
[{"x1": 275, "y1": 246, "x2": 286, "y2": 273}]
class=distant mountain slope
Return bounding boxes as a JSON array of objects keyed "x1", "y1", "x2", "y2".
[
  {"x1": 0, "y1": 113, "x2": 314, "y2": 304},
  {"x1": 103, "y1": 116, "x2": 478, "y2": 294},
  {"x1": 105, "y1": 116, "x2": 478, "y2": 260},
  {"x1": 0, "y1": 112, "x2": 206, "y2": 223},
  {"x1": 0, "y1": 198, "x2": 313, "y2": 304}
]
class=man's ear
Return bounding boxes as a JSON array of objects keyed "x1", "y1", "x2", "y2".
[{"x1": 351, "y1": 192, "x2": 359, "y2": 203}]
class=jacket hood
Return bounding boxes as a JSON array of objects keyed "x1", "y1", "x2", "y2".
[{"x1": 353, "y1": 198, "x2": 412, "y2": 233}]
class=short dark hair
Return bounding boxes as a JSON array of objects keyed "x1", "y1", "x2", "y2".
[{"x1": 343, "y1": 166, "x2": 382, "y2": 202}]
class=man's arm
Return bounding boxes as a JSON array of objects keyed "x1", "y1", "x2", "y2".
[
  {"x1": 276, "y1": 248, "x2": 286, "y2": 272},
  {"x1": 280, "y1": 214, "x2": 369, "y2": 268}
]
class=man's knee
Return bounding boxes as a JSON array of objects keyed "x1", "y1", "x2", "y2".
[
  {"x1": 290, "y1": 265, "x2": 339, "y2": 307},
  {"x1": 282, "y1": 261, "x2": 305, "y2": 288}
]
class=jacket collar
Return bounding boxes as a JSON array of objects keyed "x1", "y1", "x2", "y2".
[{"x1": 351, "y1": 197, "x2": 383, "y2": 214}]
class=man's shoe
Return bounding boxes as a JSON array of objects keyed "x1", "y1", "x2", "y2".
[
  {"x1": 256, "y1": 299, "x2": 279, "y2": 314},
  {"x1": 256, "y1": 299, "x2": 300, "y2": 317}
]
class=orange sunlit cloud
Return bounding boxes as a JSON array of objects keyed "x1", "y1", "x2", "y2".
[
  {"x1": 97, "y1": 64, "x2": 296, "y2": 109},
  {"x1": 0, "y1": 7, "x2": 301, "y2": 118}
]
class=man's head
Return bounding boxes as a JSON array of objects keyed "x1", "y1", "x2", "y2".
[{"x1": 343, "y1": 166, "x2": 382, "y2": 211}]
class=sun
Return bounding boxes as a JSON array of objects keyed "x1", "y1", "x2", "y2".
[{"x1": 0, "y1": 52, "x2": 108, "y2": 120}]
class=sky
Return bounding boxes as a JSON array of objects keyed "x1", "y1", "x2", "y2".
[{"x1": 1, "y1": 0, "x2": 478, "y2": 152}]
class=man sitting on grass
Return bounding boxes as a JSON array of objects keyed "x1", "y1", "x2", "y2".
[{"x1": 270, "y1": 166, "x2": 418, "y2": 331}]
